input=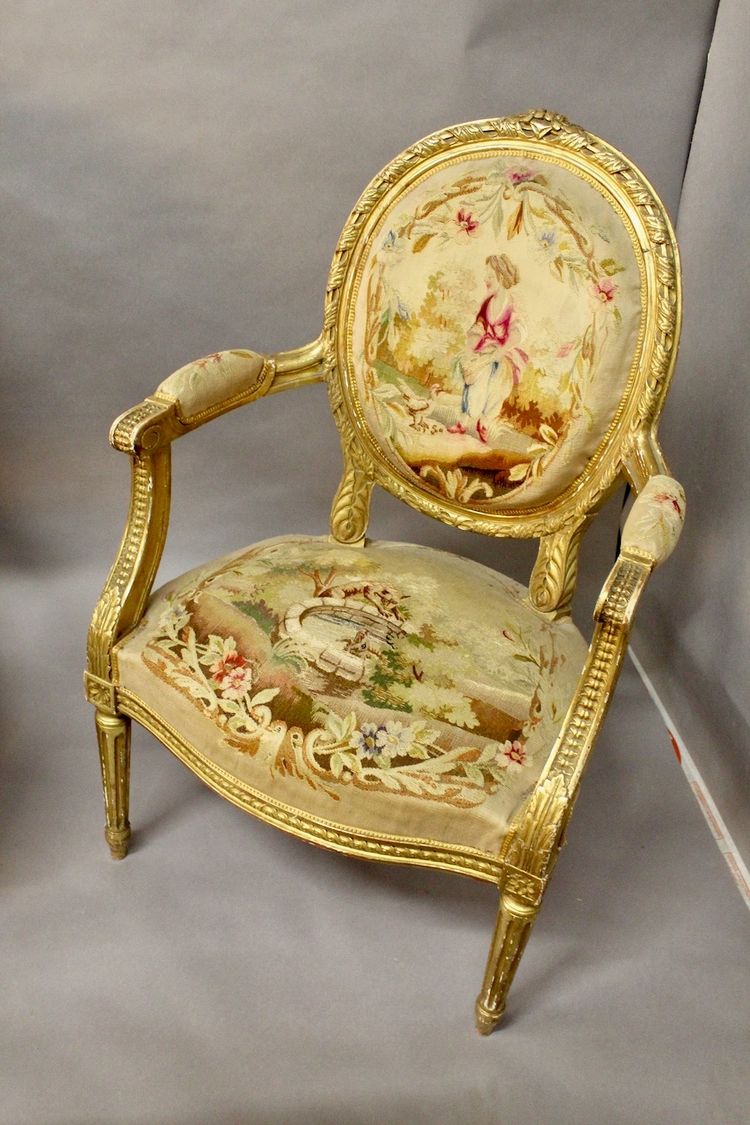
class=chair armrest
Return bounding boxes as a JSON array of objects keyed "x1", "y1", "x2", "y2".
[
  {"x1": 109, "y1": 338, "x2": 324, "y2": 454},
  {"x1": 620, "y1": 473, "x2": 685, "y2": 569},
  {"x1": 86, "y1": 338, "x2": 324, "y2": 703},
  {"x1": 154, "y1": 348, "x2": 272, "y2": 425}
]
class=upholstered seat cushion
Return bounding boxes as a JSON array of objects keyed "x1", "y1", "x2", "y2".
[{"x1": 113, "y1": 537, "x2": 587, "y2": 858}]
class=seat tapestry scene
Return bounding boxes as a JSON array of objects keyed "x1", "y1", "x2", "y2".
[
  {"x1": 114, "y1": 537, "x2": 587, "y2": 853},
  {"x1": 349, "y1": 152, "x2": 644, "y2": 509}
]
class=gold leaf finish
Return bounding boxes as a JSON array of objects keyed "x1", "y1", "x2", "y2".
[{"x1": 330, "y1": 455, "x2": 373, "y2": 545}]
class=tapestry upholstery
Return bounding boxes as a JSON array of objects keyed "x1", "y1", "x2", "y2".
[
  {"x1": 621, "y1": 474, "x2": 686, "y2": 565},
  {"x1": 113, "y1": 536, "x2": 588, "y2": 855},
  {"x1": 155, "y1": 348, "x2": 268, "y2": 425},
  {"x1": 348, "y1": 152, "x2": 644, "y2": 510}
]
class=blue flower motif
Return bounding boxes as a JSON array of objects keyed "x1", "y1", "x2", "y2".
[
  {"x1": 351, "y1": 722, "x2": 383, "y2": 759},
  {"x1": 539, "y1": 229, "x2": 556, "y2": 249}
]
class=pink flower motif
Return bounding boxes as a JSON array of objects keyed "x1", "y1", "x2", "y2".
[
  {"x1": 502, "y1": 739, "x2": 527, "y2": 770},
  {"x1": 195, "y1": 352, "x2": 223, "y2": 369},
  {"x1": 508, "y1": 167, "x2": 535, "y2": 185},
  {"x1": 456, "y1": 208, "x2": 479, "y2": 236},
  {"x1": 593, "y1": 277, "x2": 617, "y2": 303},
  {"x1": 654, "y1": 492, "x2": 683, "y2": 517},
  {"x1": 209, "y1": 649, "x2": 254, "y2": 699},
  {"x1": 556, "y1": 341, "x2": 576, "y2": 358}
]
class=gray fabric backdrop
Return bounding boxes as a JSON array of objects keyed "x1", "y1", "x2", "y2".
[
  {"x1": 632, "y1": 0, "x2": 750, "y2": 856},
  {"x1": 3, "y1": 2, "x2": 749, "y2": 1121}
]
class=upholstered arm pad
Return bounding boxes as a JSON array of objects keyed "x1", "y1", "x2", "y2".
[
  {"x1": 153, "y1": 348, "x2": 275, "y2": 426},
  {"x1": 108, "y1": 341, "x2": 324, "y2": 455},
  {"x1": 621, "y1": 474, "x2": 686, "y2": 568}
]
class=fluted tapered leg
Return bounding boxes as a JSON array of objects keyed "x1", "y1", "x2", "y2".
[
  {"x1": 475, "y1": 892, "x2": 539, "y2": 1034},
  {"x1": 95, "y1": 710, "x2": 131, "y2": 859}
]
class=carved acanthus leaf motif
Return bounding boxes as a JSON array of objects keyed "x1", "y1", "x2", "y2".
[
  {"x1": 502, "y1": 774, "x2": 569, "y2": 880},
  {"x1": 529, "y1": 522, "x2": 585, "y2": 616},
  {"x1": 87, "y1": 588, "x2": 122, "y2": 678},
  {"x1": 330, "y1": 458, "x2": 373, "y2": 544}
]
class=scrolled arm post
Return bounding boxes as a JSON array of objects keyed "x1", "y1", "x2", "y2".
[
  {"x1": 85, "y1": 439, "x2": 172, "y2": 707},
  {"x1": 85, "y1": 340, "x2": 326, "y2": 709},
  {"x1": 537, "y1": 472, "x2": 685, "y2": 797}
]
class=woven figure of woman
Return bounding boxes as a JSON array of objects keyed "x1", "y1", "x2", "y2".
[{"x1": 448, "y1": 255, "x2": 528, "y2": 444}]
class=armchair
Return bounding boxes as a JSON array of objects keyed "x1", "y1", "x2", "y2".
[{"x1": 86, "y1": 111, "x2": 685, "y2": 1033}]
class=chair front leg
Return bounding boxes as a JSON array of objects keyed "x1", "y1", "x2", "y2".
[
  {"x1": 475, "y1": 884, "x2": 541, "y2": 1034},
  {"x1": 476, "y1": 773, "x2": 570, "y2": 1032},
  {"x1": 95, "y1": 710, "x2": 131, "y2": 859}
]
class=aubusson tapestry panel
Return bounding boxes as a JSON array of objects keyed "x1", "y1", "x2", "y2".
[
  {"x1": 325, "y1": 119, "x2": 679, "y2": 539},
  {"x1": 113, "y1": 536, "x2": 587, "y2": 857}
]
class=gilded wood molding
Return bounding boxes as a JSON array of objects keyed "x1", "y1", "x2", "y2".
[{"x1": 623, "y1": 428, "x2": 670, "y2": 491}]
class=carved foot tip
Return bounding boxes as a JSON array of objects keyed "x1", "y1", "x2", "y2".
[
  {"x1": 105, "y1": 826, "x2": 131, "y2": 860},
  {"x1": 475, "y1": 1000, "x2": 504, "y2": 1036}
]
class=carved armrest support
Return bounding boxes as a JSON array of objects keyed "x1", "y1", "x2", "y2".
[
  {"x1": 530, "y1": 473, "x2": 685, "y2": 795},
  {"x1": 493, "y1": 469, "x2": 686, "y2": 887},
  {"x1": 85, "y1": 442, "x2": 171, "y2": 695},
  {"x1": 501, "y1": 549, "x2": 654, "y2": 875}
]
